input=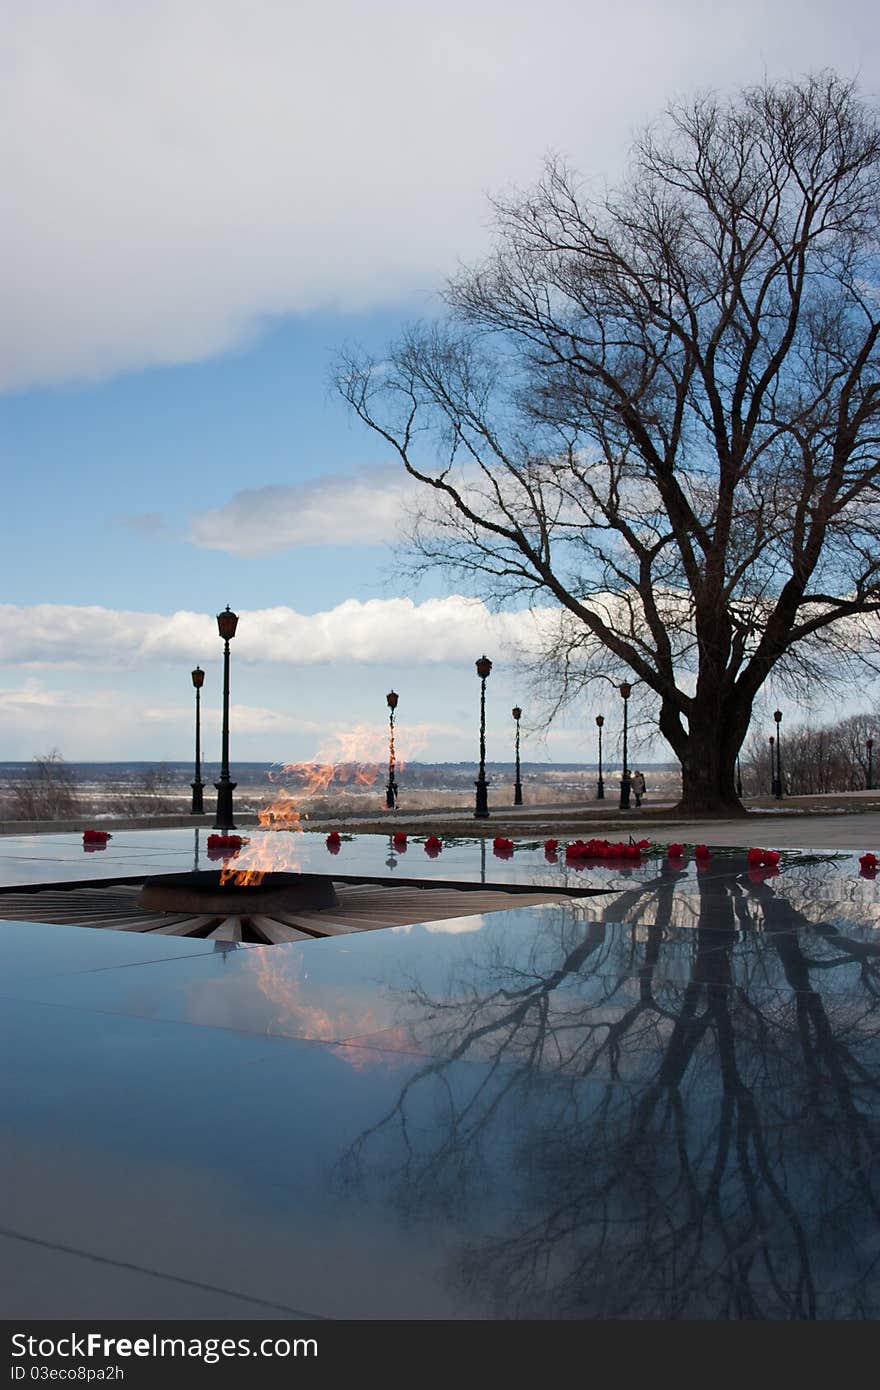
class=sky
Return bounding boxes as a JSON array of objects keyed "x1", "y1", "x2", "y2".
[{"x1": 2, "y1": 0, "x2": 879, "y2": 769}]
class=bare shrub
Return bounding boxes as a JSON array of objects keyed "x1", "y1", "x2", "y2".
[{"x1": 7, "y1": 749, "x2": 81, "y2": 821}]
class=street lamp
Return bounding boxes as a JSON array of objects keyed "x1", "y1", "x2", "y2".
[
  {"x1": 867, "y1": 737, "x2": 874, "y2": 791},
  {"x1": 474, "y1": 655, "x2": 492, "y2": 818},
  {"x1": 512, "y1": 706, "x2": 523, "y2": 806},
  {"x1": 619, "y1": 682, "x2": 632, "y2": 810},
  {"x1": 769, "y1": 736, "x2": 775, "y2": 796},
  {"x1": 595, "y1": 715, "x2": 605, "y2": 800},
  {"x1": 385, "y1": 690, "x2": 399, "y2": 810},
  {"x1": 773, "y1": 709, "x2": 783, "y2": 799},
  {"x1": 213, "y1": 606, "x2": 238, "y2": 830},
  {"x1": 190, "y1": 666, "x2": 205, "y2": 815},
  {"x1": 736, "y1": 755, "x2": 743, "y2": 800}
]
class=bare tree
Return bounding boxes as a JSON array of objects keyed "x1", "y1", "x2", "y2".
[
  {"x1": 338, "y1": 73, "x2": 880, "y2": 813},
  {"x1": 107, "y1": 764, "x2": 176, "y2": 817},
  {"x1": 341, "y1": 862, "x2": 880, "y2": 1318},
  {"x1": 7, "y1": 749, "x2": 81, "y2": 821},
  {"x1": 742, "y1": 707, "x2": 879, "y2": 793}
]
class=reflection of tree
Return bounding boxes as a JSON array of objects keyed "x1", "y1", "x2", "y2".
[{"x1": 343, "y1": 862, "x2": 880, "y2": 1318}]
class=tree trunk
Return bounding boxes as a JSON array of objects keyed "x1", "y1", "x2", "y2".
[{"x1": 675, "y1": 721, "x2": 747, "y2": 816}]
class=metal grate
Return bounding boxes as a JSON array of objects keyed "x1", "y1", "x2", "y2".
[{"x1": 0, "y1": 880, "x2": 571, "y2": 945}]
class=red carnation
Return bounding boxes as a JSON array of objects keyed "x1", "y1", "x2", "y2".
[
  {"x1": 82, "y1": 828, "x2": 111, "y2": 844},
  {"x1": 424, "y1": 834, "x2": 442, "y2": 852},
  {"x1": 667, "y1": 843, "x2": 684, "y2": 859},
  {"x1": 392, "y1": 832, "x2": 408, "y2": 850},
  {"x1": 544, "y1": 839, "x2": 559, "y2": 853},
  {"x1": 694, "y1": 844, "x2": 711, "y2": 860},
  {"x1": 326, "y1": 831, "x2": 341, "y2": 850},
  {"x1": 859, "y1": 852, "x2": 878, "y2": 877},
  {"x1": 761, "y1": 849, "x2": 780, "y2": 867},
  {"x1": 747, "y1": 847, "x2": 764, "y2": 866}
]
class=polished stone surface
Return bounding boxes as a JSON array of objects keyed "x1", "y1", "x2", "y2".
[
  {"x1": 1, "y1": 849, "x2": 878, "y2": 1319},
  {"x1": 0, "y1": 824, "x2": 849, "y2": 895}
]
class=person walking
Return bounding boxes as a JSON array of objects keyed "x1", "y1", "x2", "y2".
[{"x1": 632, "y1": 770, "x2": 646, "y2": 808}]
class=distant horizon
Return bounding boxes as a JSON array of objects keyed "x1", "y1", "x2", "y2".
[{"x1": 0, "y1": 757, "x2": 681, "y2": 771}]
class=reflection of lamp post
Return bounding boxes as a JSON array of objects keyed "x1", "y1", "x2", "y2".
[
  {"x1": 866, "y1": 738, "x2": 874, "y2": 791},
  {"x1": 769, "y1": 736, "x2": 775, "y2": 796},
  {"x1": 595, "y1": 715, "x2": 605, "y2": 800},
  {"x1": 773, "y1": 709, "x2": 783, "y2": 799},
  {"x1": 385, "y1": 690, "x2": 398, "y2": 810},
  {"x1": 474, "y1": 655, "x2": 492, "y2": 819},
  {"x1": 213, "y1": 606, "x2": 238, "y2": 831},
  {"x1": 512, "y1": 706, "x2": 523, "y2": 806},
  {"x1": 618, "y1": 682, "x2": 632, "y2": 810},
  {"x1": 190, "y1": 666, "x2": 205, "y2": 815}
]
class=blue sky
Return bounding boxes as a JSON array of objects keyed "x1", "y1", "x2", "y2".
[{"x1": 2, "y1": 1, "x2": 878, "y2": 767}]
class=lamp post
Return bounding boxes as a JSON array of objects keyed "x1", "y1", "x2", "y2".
[
  {"x1": 769, "y1": 736, "x2": 775, "y2": 796},
  {"x1": 190, "y1": 666, "x2": 205, "y2": 815},
  {"x1": 385, "y1": 690, "x2": 399, "y2": 809},
  {"x1": 867, "y1": 738, "x2": 874, "y2": 791},
  {"x1": 773, "y1": 709, "x2": 783, "y2": 798},
  {"x1": 474, "y1": 655, "x2": 492, "y2": 818},
  {"x1": 619, "y1": 682, "x2": 632, "y2": 810},
  {"x1": 736, "y1": 755, "x2": 743, "y2": 800},
  {"x1": 512, "y1": 706, "x2": 523, "y2": 806},
  {"x1": 213, "y1": 606, "x2": 239, "y2": 831},
  {"x1": 595, "y1": 715, "x2": 605, "y2": 800}
]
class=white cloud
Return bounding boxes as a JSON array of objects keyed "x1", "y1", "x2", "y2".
[
  {"x1": 424, "y1": 915, "x2": 486, "y2": 935},
  {"x1": 0, "y1": 596, "x2": 553, "y2": 669},
  {"x1": 2, "y1": 1, "x2": 875, "y2": 392},
  {"x1": 189, "y1": 467, "x2": 417, "y2": 554}
]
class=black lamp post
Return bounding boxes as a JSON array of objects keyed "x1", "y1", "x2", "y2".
[
  {"x1": 474, "y1": 655, "x2": 492, "y2": 819},
  {"x1": 736, "y1": 755, "x2": 743, "y2": 800},
  {"x1": 867, "y1": 737, "x2": 874, "y2": 791},
  {"x1": 190, "y1": 666, "x2": 205, "y2": 815},
  {"x1": 385, "y1": 690, "x2": 399, "y2": 810},
  {"x1": 595, "y1": 714, "x2": 605, "y2": 800},
  {"x1": 512, "y1": 706, "x2": 523, "y2": 806},
  {"x1": 769, "y1": 736, "x2": 775, "y2": 796},
  {"x1": 213, "y1": 606, "x2": 239, "y2": 830},
  {"x1": 619, "y1": 682, "x2": 632, "y2": 810},
  {"x1": 773, "y1": 709, "x2": 783, "y2": 798}
]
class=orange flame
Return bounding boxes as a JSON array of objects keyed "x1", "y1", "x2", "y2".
[
  {"x1": 220, "y1": 723, "x2": 428, "y2": 888},
  {"x1": 247, "y1": 950, "x2": 412, "y2": 1071}
]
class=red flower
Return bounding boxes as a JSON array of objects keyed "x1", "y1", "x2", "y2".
[
  {"x1": 326, "y1": 831, "x2": 341, "y2": 850},
  {"x1": 747, "y1": 865, "x2": 780, "y2": 883},
  {"x1": 392, "y1": 832, "x2": 408, "y2": 849},
  {"x1": 207, "y1": 833, "x2": 242, "y2": 850},
  {"x1": 636, "y1": 839, "x2": 652, "y2": 850},
  {"x1": 746, "y1": 847, "x2": 764, "y2": 866},
  {"x1": 564, "y1": 837, "x2": 644, "y2": 863},
  {"x1": 761, "y1": 849, "x2": 780, "y2": 867},
  {"x1": 859, "y1": 852, "x2": 878, "y2": 877},
  {"x1": 667, "y1": 843, "x2": 684, "y2": 859},
  {"x1": 82, "y1": 829, "x2": 111, "y2": 844},
  {"x1": 544, "y1": 839, "x2": 559, "y2": 853},
  {"x1": 424, "y1": 835, "x2": 442, "y2": 852},
  {"x1": 694, "y1": 844, "x2": 711, "y2": 860}
]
